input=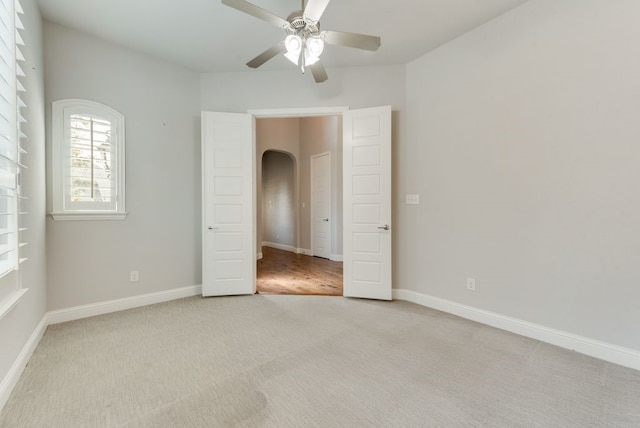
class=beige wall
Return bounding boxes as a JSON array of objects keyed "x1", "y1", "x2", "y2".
[
  {"x1": 255, "y1": 118, "x2": 300, "y2": 253},
  {"x1": 44, "y1": 22, "x2": 201, "y2": 310},
  {"x1": 402, "y1": 0, "x2": 640, "y2": 350},
  {"x1": 262, "y1": 151, "x2": 295, "y2": 247},
  {"x1": 200, "y1": 65, "x2": 406, "y2": 114}
]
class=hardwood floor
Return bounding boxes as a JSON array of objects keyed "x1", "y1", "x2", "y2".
[{"x1": 257, "y1": 246, "x2": 343, "y2": 296}]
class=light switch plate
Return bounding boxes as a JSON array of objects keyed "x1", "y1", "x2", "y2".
[{"x1": 406, "y1": 194, "x2": 420, "y2": 205}]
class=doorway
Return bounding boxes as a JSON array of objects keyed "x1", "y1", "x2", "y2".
[
  {"x1": 201, "y1": 106, "x2": 392, "y2": 300},
  {"x1": 255, "y1": 116, "x2": 343, "y2": 295}
]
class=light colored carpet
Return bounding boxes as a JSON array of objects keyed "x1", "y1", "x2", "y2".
[{"x1": 1, "y1": 295, "x2": 639, "y2": 427}]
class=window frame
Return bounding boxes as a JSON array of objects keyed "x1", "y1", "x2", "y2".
[{"x1": 51, "y1": 99, "x2": 127, "y2": 221}]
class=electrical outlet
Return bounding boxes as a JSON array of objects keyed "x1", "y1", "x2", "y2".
[
  {"x1": 466, "y1": 277, "x2": 476, "y2": 291},
  {"x1": 130, "y1": 271, "x2": 139, "y2": 282}
]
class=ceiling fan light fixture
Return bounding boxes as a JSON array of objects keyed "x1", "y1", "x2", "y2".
[
  {"x1": 284, "y1": 34, "x2": 303, "y2": 64},
  {"x1": 222, "y1": 0, "x2": 381, "y2": 83},
  {"x1": 304, "y1": 36, "x2": 324, "y2": 65}
]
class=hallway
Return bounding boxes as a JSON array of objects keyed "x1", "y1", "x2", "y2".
[{"x1": 257, "y1": 247, "x2": 343, "y2": 296}]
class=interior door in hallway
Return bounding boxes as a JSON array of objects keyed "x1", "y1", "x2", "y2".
[
  {"x1": 202, "y1": 111, "x2": 255, "y2": 296},
  {"x1": 311, "y1": 152, "x2": 331, "y2": 259},
  {"x1": 343, "y1": 106, "x2": 392, "y2": 300}
]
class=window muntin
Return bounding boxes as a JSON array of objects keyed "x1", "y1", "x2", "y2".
[{"x1": 67, "y1": 114, "x2": 114, "y2": 210}]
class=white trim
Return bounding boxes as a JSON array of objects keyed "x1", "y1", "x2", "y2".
[
  {"x1": 0, "y1": 316, "x2": 47, "y2": 412},
  {"x1": 250, "y1": 106, "x2": 349, "y2": 291},
  {"x1": 0, "y1": 288, "x2": 28, "y2": 321},
  {"x1": 393, "y1": 289, "x2": 640, "y2": 371},
  {"x1": 248, "y1": 106, "x2": 348, "y2": 118},
  {"x1": 262, "y1": 241, "x2": 296, "y2": 253},
  {"x1": 260, "y1": 243, "x2": 313, "y2": 256},
  {"x1": 330, "y1": 254, "x2": 343, "y2": 262},
  {"x1": 50, "y1": 212, "x2": 127, "y2": 221},
  {"x1": 47, "y1": 285, "x2": 202, "y2": 325},
  {"x1": 257, "y1": 252, "x2": 263, "y2": 260}
]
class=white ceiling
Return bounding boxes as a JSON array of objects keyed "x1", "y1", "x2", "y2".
[{"x1": 36, "y1": 0, "x2": 529, "y2": 73}]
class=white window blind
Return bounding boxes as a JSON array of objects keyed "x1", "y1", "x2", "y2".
[
  {"x1": 0, "y1": 0, "x2": 26, "y2": 279},
  {"x1": 51, "y1": 99, "x2": 126, "y2": 220}
]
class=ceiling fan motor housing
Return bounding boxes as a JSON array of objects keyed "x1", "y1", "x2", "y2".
[{"x1": 286, "y1": 11, "x2": 320, "y2": 38}]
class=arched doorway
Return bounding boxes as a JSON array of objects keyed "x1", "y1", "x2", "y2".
[{"x1": 261, "y1": 150, "x2": 296, "y2": 251}]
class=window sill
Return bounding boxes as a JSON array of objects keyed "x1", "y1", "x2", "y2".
[
  {"x1": 50, "y1": 212, "x2": 128, "y2": 221},
  {"x1": 0, "y1": 288, "x2": 29, "y2": 321}
]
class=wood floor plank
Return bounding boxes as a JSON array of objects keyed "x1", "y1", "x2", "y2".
[{"x1": 256, "y1": 247, "x2": 343, "y2": 296}]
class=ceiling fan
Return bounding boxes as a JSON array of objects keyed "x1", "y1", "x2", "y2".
[{"x1": 221, "y1": 0, "x2": 381, "y2": 83}]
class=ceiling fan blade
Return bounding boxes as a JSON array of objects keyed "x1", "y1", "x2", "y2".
[
  {"x1": 246, "y1": 43, "x2": 286, "y2": 68},
  {"x1": 310, "y1": 61, "x2": 328, "y2": 83},
  {"x1": 222, "y1": 0, "x2": 291, "y2": 29},
  {"x1": 323, "y1": 30, "x2": 381, "y2": 51},
  {"x1": 303, "y1": 0, "x2": 331, "y2": 23}
]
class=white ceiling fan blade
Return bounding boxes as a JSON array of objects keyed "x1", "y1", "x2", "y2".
[
  {"x1": 222, "y1": 0, "x2": 291, "y2": 30},
  {"x1": 323, "y1": 30, "x2": 381, "y2": 51},
  {"x1": 303, "y1": 0, "x2": 331, "y2": 23},
  {"x1": 310, "y1": 61, "x2": 328, "y2": 83},
  {"x1": 246, "y1": 43, "x2": 286, "y2": 68}
]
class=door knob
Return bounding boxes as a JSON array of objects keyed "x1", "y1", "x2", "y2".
[
  {"x1": 377, "y1": 224, "x2": 389, "y2": 231},
  {"x1": 322, "y1": 218, "x2": 329, "y2": 222}
]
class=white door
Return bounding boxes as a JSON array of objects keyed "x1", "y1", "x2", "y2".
[
  {"x1": 311, "y1": 152, "x2": 331, "y2": 259},
  {"x1": 343, "y1": 106, "x2": 392, "y2": 300},
  {"x1": 202, "y1": 112, "x2": 255, "y2": 296}
]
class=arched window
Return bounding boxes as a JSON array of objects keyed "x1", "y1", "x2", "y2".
[{"x1": 51, "y1": 99, "x2": 126, "y2": 220}]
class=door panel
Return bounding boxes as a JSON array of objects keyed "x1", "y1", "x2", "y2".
[
  {"x1": 202, "y1": 112, "x2": 254, "y2": 296},
  {"x1": 343, "y1": 106, "x2": 392, "y2": 300},
  {"x1": 311, "y1": 152, "x2": 331, "y2": 259}
]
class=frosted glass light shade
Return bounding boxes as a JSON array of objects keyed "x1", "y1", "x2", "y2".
[
  {"x1": 284, "y1": 34, "x2": 302, "y2": 64},
  {"x1": 304, "y1": 37, "x2": 324, "y2": 66}
]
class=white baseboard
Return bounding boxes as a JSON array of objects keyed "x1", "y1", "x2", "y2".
[
  {"x1": 47, "y1": 285, "x2": 202, "y2": 325},
  {"x1": 330, "y1": 254, "x2": 343, "y2": 262},
  {"x1": 261, "y1": 242, "x2": 314, "y2": 257},
  {"x1": 262, "y1": 242, "x2": 295, "y2": 253},
  {"x1": 0, "y1": 316, "x2": 48, "y2": 412},
  {"x1": 393, "y1": 289, "x2": 640, "y2": 371}
]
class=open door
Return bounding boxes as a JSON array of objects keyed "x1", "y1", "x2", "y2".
[
  {"x1": 343, "y1": 106, "x2": 392, "y2": 300},
  {"x1": 311, "y1": 152, "x2": 331, "y2": 259},
  {"x1": 202, "y1": 112, "x2": 255, "y2": 296}
]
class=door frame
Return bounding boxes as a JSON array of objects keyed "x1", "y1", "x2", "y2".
[{"x1": 249, "y1": 106, "x2": 348, "y2": 287}]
